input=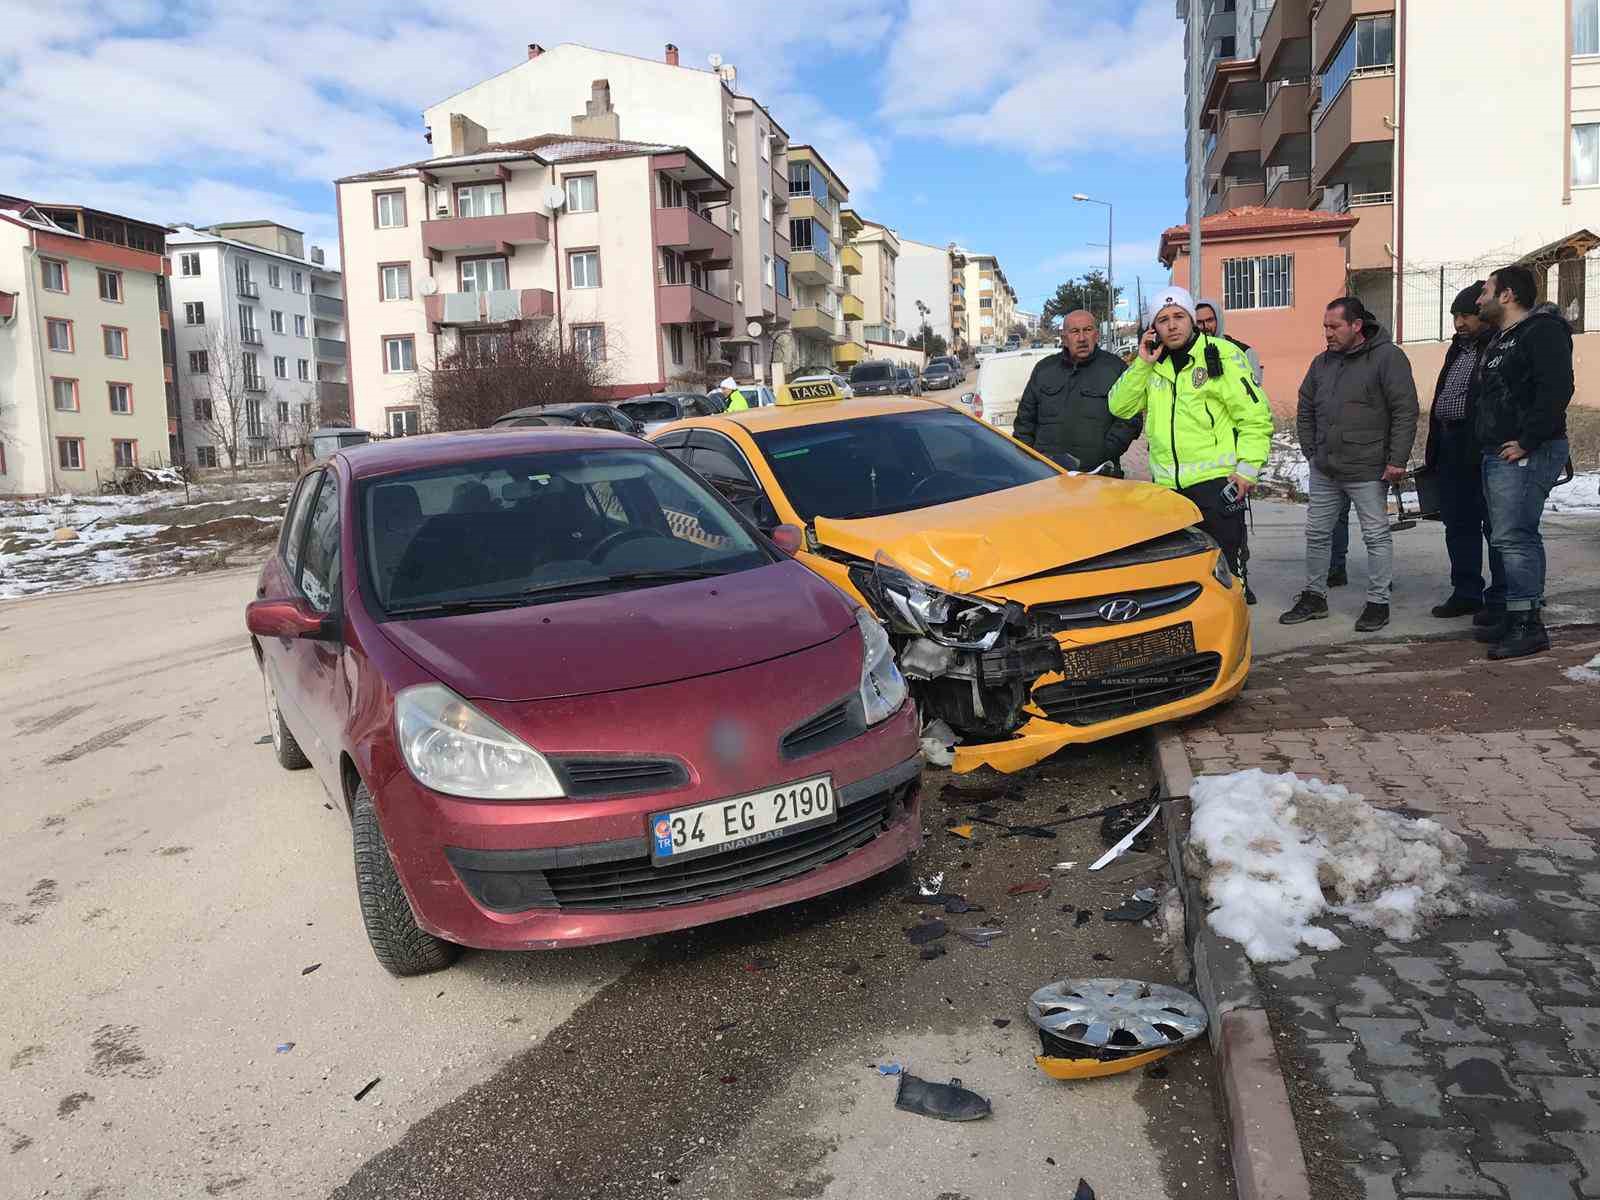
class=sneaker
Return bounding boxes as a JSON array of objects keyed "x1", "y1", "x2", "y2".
[
  {"x1": 1326, "y1": 567, "x2": 1349, "y2": 588},
  {"x1": 1278, "y1": 591, "x2": 1330, "y2": 625},
  {"x1": 1244, "y1": 586, "x2": 1258, "y2": 606},
  {"x1": 1473, "y1": 604, "x2": 1505, "y2": 628},
  {"x1": 1355, "y1": 602, "x2": 1390, "y2": 632},
  {"x1": 1488, "y1": 612, "x2": 1551, "y2": 660},
  {"x1": 1431, "y1": 596, "x2": 1484, "y2": 619}
]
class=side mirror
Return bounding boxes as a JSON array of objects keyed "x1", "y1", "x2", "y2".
[
  {"x1": 959, "y1": 393, "x2": 975, "y2": 405},
  {"x1": 769, "y1": 524, "x2": 804, "y2": 555},
  {"x1": 247, "y1": 598, "x2": 337, "y2": 641}
]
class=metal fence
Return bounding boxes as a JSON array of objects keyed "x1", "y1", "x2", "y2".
[{"x1": 1393, "y1": 251, "x2": 1600, "y2": 344}]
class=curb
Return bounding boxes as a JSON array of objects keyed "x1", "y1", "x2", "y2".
[{"x1": 1150, "y1": 724, "x2": 1313, "y2": 1200}]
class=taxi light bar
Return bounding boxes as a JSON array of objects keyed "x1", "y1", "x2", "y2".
[{"x1": 776, "y1": 380, "x2": 844, "y2": 405}]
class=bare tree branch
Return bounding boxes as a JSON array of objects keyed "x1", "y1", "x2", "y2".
[{"x1": 415, "y1": 325, "x2": 614, "y2": 431}]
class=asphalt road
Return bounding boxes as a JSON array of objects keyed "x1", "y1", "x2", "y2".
[{"x1": 2, "y1": 566, "x2": 1231, "y2": 1200}]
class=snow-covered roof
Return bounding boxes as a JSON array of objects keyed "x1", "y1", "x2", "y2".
[{"x1": 166, "y1": 225, "x2": 340, "y2": 275}]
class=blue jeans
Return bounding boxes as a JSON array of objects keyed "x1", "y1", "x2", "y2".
[{"x1": 1482, "y1": 438, "x2": 1569, "y2": 611}]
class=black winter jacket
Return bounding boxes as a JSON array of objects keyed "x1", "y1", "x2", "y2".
[
  {"x1": 1013, "y1": 349, "x2": 1140, "y2": 472},
  {"x1": 1422, "y1": 328, "x2": 1491, "y2": 469},
  {"x1": 1476, "y1": 304, "x2": 1574, "y2": 453}
]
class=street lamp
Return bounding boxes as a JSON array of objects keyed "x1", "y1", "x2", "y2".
[{"x1": 1073, "y1": 193, "x2": 1114, "y2": 342}]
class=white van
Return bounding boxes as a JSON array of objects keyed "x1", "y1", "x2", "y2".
[{"x1": 970, "y1": 347, "x2": 1056, "y2": 435}]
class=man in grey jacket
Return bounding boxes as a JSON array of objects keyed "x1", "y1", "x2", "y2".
[{"x1": 1280, "y1": 297, "x2": 1420, "y2": 632}]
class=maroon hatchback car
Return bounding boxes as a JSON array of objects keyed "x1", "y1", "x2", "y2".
[{"x1": 246, "y1": 429, "x2": 922, "y2": 975}]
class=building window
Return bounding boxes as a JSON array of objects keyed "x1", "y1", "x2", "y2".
[
  {"x1": 103, "y1": 326, "x2": 128, "y2": 358},
  {"x1": 180, "y1": 252, "x2": 201, "y2": 277},
  {"x1": 295, "y1": 314, "x2": 307, "y2": 337},
  {"x1": 196, "y1": 445, "x2": 219, "y2": 468},
  {"x1": 788, "y1": 161, "x2": 809, "y2": 196},
  {"x1": 1223, "y1": 253, "x2": 1295, "y2": 310},
  {"x1": 386, "y1": 407, "x2": 421, "y2": 437},
  {"x1": 108, "y1": 382, "x2": 132, "y2": 413},
  {"x1": 51, "y1": 377, "x2": 79, "y2": 411},
  {"x1": 789, "y1": 219, "x2": 812, "y2": 251},
  {"x1": 194, "y1": 395, "x2": 214, "y2": 421},
  {"x1": 274, "y1": 355, "x2": 288, "y2": 379},
  {"x1": 565, "y1": 174, "x2": 597, "y2": 212},
  {"x1": 0, "y1": 444, "x2": 6, "y2": 475},
  {"x1": 291, "y1": 271, "x2": 303, "y2": 293},
  {"x1": 658, "y1": 174, "x2": 694, "y2": 210},
  {"x1": 248, "y1": 445, "x2": 267, "y2": 465},
  {"x1": 1576, "y1": 123, "x2": 1600, "y2": 187},
  {"x1": 763, "y1": 253, "x2": 773, "y2": 286},
  {"x1": 185, "y1": 301, "x2": 205, "y2": 325},
  {"x1": 728, "y1": 141, "x2": 738, "y2": 164},
  {"x1": 568, "y1": 250, "x2": 600, "y2": 289},
  {"x1": 41, "y1": 258, "x2": 68, "y2": 292},
  {"x1": 245, "y1": 399, "x2": 264, "y2": 438},
  {"x1": 731, "y1": 210, "x2": 741, "y2": 232},
  {"x1": 775, "y1": 258, "x2": 789, "y2": 299},
  {"x1": 668, "y1": 325, "x2": 685, "y2": 365},
  {"x1": 298, "y1": 359, "x2": 310, "y2": 381},
  {"x1": 97, "y1": 269, "x2": 123, "y2": 302},
  {"x1": 455, "y1": 183, "x2": 506, "y2": 218},
  {"x1": 1580, "y1": 0, "x2": 1600, "y2": 56},
  {"x1": 460, "y1": 257, "x2": 509, "y2": 292},
  {"x1": 277, "y1": 399, "x2": 290, "y2": 424},
  {"x1": 760, "y1": 128, "x2": 770, "y2": 161},
  {"x1": 572, "y1": 324, "x2": 605, "y2": 362},
  {"x1": 58, "y1": 438, "x2": 85, "y2": 471},
  {"x1": 189, "y1": 350, "x2": 208, "y2": 374},
  {"x1": 1318, "y1": 15, "x2": 1395, "y2": 115},
  {"x1": 383, "y1": 335, "x2": 416, "y2": 372},
  {"x1": 270, "y1": 310, "x2": 285, "y2": 334},
  {"x1": 113, "y1": 439, "x2": 137, "y2": 468},
  {"x1": 242, "y1": 352, "x2": 261, "y2": 390},
  {"x1": 375, "y1": 190, "x2": 407, "y2": 228},
  {"x1": 268, "y1": 264, "x2": 282, "y2": 288},
  {"x1": 46, "y1": 318, "x2": 74, "y2": 352}
]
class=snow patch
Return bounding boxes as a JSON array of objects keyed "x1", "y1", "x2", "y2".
[
  {"x1": 1188, "y1": 769, "x2": 1471, "y2": 963},
  {"x1": 1565, "y1": 653, "x2": 1600, "y2": 684}
]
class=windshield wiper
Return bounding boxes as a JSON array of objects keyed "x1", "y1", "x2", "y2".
[
  {"x1": 519, "y1": 568, "x2": 727, "y2": 597},
  {"x1": 386, "y1": 597, "x2": 531, "y2": 617}
]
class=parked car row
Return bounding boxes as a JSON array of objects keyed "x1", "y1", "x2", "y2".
[{"x1": 248, "y1": 378, "x2": 1249, "y2": 977}]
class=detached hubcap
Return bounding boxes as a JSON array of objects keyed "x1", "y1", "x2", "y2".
[{"x1": 263, "y1": 673, "x2": 282, "y2": 750}]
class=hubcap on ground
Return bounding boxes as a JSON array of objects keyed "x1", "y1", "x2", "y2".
[
  {"x1": 1028, "y1": 978, "x2": 1208, "y2": 1052},
  {"x1": 263, "y1": 673, "x2": 281, "y2": 751}
]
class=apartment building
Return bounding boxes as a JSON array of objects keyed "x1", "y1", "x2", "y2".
[
  {"x1": 167, "y1": 223, "x2": 347, "y2": 467},
  {"x1": 894, "y1": 238, "x2": 964, "y2": 352},
  {"x1": 784, "y1": 144, "x2": 854, "y2": 372},
  {"x1": 848, "y1": 214, "x2": 903, "y2": 346},
  {"x1": 961, "y1": 252, "x2": 1017, "y2": 348},
  {"x1": 0, "y1": 197, "x2": 171, "y2": 496},
  {"x1": 337, "y1": 129, "x2": 735, "y2": 434},
  {"x1": 417, "y1": 42, "x2": 792, "y2": 384}
]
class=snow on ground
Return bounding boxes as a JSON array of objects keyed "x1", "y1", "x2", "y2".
[
  {"x1": 1565, "y1": 653, "x2": 1600, "y2": 683},
  {"x1": 1187, "y1": 769, "x2": 1473, "y2": 964}
]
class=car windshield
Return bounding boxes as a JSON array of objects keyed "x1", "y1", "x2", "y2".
[
  {"x1": 850, "y1": 363, "x2": 893, "y2": 383},
  {"x1": 362, "y1": 448, "x2": 772, "y2": 614},
  {"x1": 500, "y1": 413, "x2": 578, "y2": 428},
  {"x1": 619, "y1": 399, "x2": 680, "y2": 424},
  {"x1": 925, "y1": 363, "x2": 951, "y2": 374},
  {"x1": 751, "y1": 409, "x2": 1058, "y2": 522}
]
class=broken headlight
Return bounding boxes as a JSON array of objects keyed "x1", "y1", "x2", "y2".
[
  {"x1": 1193, "y1": 527, "x2": 1233, "y2": 588},
  {"x1": 855, "y1": 609, "x2": 909, "y2": 725},
  {"x1": 850, "y1": 552, "x2": 1012, "y2": 652},
  {"x1": 395, "y1": 684, "x2": 564, "y2": 800}
]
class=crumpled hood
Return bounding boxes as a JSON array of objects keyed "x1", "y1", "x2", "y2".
[{"x1": 813, "y1": 474, "x2": 1201, "y2": 593}]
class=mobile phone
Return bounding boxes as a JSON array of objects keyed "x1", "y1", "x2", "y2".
[
  {"x1": 1220, "y1": 481, "x2": 1240, "y2": 504},
  {"x1": 1142, "y1": 328, "x2": 1160, "y2": 353}
]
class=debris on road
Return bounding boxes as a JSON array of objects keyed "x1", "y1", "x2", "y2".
[
  {"x1": 254, "y1": 735, "x2": 272, "y2": 745},
  {"x1": 876, "y1": 1063, "x2": 903, "y2": 1076},
  {"x1": 921, "y1": 719, "x2": 958, "y2": 767},
  {"x1": 1088, "y1": 805, "x2": 1161, "y2": 871},
  {"x1": 353, "y1": 1077, "x2": 381, "y2": 1102},
  {"x1": 893, "y1": 1072, "x2": 993, "y2": 1122},
  {"x1": 1074, "y1": 1180, "x2": 1097, "y2": 1200},
  {"x1": 1028, "y1": 978, "x2": 1206, "y2": 1062},
  {"x1": 946, "y1": 823, "x2": 975, "y2": 840},
  {"x1": 919, "y1": 942, "x2": 947, "y2": 961},
  {"x1": 917, "y1": 871, "x2": 946, "y2": 896},
  {"x1": 275, "y1": 1043, "x2": 295, "y2": 1054},
  {"x1": 1006, "y1": 879, "x2": 1050, "y2": 896},
  {"x1": 301, "y1": 963, "x2": 321, "y2": 976},
  {"x1": 1102, "y1": 892, "x2": 1158, "y2": 923},
  {"x1": 1053, "y1": 861, "x2": 1078, "y2": 872},
  {"x1": 906, "y1": 919, "x2": 948, "y2": 945},
  {"x1": 956, "y1": 926, "x2": 1007, "y2": 948},
  {"x1": 992, "y1": 1018, "x2": 1011, "y2": 1029}
]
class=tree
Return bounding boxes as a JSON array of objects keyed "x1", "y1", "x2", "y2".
[
  {"x1": 1041, "y1": 270, "x2": 1124, "y2": 328},
  {"x1": 908, "y1": 329, "x2": 948, "y2": 357},
  {"x1": 1008, "y1": 322, "x2": 1028, "y2": 341},
  {"x1": 187, "y1": 325, "x2": 272, "y2": 471},
  {"x1": 416, "y1": 324, "x2": 613, "y2": 431}
]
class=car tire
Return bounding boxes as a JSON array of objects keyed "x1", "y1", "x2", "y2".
[
  {"x1": 262, "y1": 668, "x2": 311, "y2": 771},
  {"x1": 351, "y1": 782, "x2": 460, "y2": 977}
]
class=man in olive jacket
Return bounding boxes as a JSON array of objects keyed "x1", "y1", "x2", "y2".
[
  {"x1": 1281, "y1": 298, "x2": 1420, "y2": 633},
  {"x1": 1014, "y1": 309, "x2": 1140, "y2": 474}
]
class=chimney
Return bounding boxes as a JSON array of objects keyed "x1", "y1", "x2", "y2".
[
  {"x1": 571, "y1": 79, "x2": 621, "y2": 140},
  {"x1": 665, "y1": 43, "x2": 679, "y2": 66},
  {"x1": 527, "y1": 43, "x2": 544, "y2": 59},
  {"x1": 449, "y1": 113, "x2": 488, "y2": 155}
]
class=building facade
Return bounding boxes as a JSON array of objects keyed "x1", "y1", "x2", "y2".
[
  {"x1": 961, "y1": 252, "x2": 1017, "y2": 348},
  {"x1": 0, "y1": 198, "x2": 171, "y2": 495},
  {"x1": 166, "y1": 223, "x2": 346, "y2": 467},
  {"x1": 849, "y1": 214, "x2": 903, "y2": 345},
  {"x1": 781, "y1": 144, "x2": 854, "y2": 372},
  {"x1": 337, "y1": 133, "x2": 734, "y2": 434},
  {"x1": 895, "y1": 238, "x2": 964, "y2": 353}
]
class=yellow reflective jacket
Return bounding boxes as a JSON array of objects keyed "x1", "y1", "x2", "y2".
[
  {"x1": 725, "y1": 389, "x2": 750, "y2": 412},
  {"x1": 1108, "y1": 334, "x2": 1274, "y2": 490}
]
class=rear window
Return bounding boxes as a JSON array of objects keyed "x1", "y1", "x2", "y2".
[
  {"x1": 850, "y1": 363, "x2": 893, "y2": 383},
  {"x1": 620, "y1": 399, "x2": 680, "y2": 424}
]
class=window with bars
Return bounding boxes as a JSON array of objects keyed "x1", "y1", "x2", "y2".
[{"x1": 1223, "y1": 253, "x2": 1295, "y2": 310}]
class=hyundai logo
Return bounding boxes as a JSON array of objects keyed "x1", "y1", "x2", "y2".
[{"x1": 1098, "y1": 598, "x2": 1143, "y2": 623}]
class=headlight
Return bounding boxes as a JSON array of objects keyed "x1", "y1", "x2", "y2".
[
  {"x1": 849, "y1": 552, "x2": 1010, "y2": 651},
  {"x1": 1194, "y1": 526, "x2": 1234, "y2": 588},
  {"x1": 856, "y1": 609, "x2": 909, "y2": 725},
  {"x1": 395, "y1": 684, "x2": 564, "y2": 799}
]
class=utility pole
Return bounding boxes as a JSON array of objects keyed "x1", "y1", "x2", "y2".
[{"x1": 1186, "y1": 0, "x2": 1205, "y2": 296}]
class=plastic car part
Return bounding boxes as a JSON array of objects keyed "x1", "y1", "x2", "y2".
[
  {"x1": 1028, "y1": 978, "x2": 1207, "y2": 1054},
  {"x1": 1035, "y1": 1046, "x2": 1177, "y2": 1080},
  {"x1": 893, "y1": 1073, "x2": 993, "y2": 1122}
]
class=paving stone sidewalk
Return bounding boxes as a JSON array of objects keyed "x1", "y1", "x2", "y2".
[{"x1": 1180, "y1": 626, "x2": 1600, "y2": 1200}]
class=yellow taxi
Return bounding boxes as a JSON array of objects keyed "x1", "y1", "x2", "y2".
[{"x1": 651, "y1": 380, "x2": 1249, "y2": 773}]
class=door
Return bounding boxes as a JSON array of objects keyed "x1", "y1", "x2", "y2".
[
  {"x1": 260, "y1": 472, "x2": 321, "y2": 751},
  {"x1": 684, "y1": 431, "x2": 777, "y2": 530},
  {"x1": 286, "y1": 471, "x2": 348, "y2": 785}
]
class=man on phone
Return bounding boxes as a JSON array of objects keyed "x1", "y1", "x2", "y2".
[
  {"x1": 1108, "y1": 286, "x2": 1273, "y2": 602},
  {"x1": 1280, "y1": 298, "x2": 1419, "y2": 633}
]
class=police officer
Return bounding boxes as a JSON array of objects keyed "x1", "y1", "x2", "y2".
[
  {"x1": 1108, "y1": 286, "x2": 1274, "y2": 604},
  {"x1": 716, "y1": 376, "x2": 750, "y2": 412}
]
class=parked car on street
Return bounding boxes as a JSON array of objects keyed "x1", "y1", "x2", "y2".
[
  {"x1": 651, "y1": 395, "x2": 1248, "y2": 775},
  {"x1": 894, "y1": 365, "x2": 922, "y2": 396},
  {"x1": 921, "y1": 360, "x2": 957, "y2": 391},
  {"x1": 617, "y1": 392, "x2": 723, "y2": 434},
  {"x1": 793, "y1": 372, "x2": 854, "y2": 400},
  {"x1": 847, "y1": 361, "x2": 897, "y2": 397},
  {"x1": 969, "y1": 347, "x2": 1058, "y2": 434},
  {"x1": 246, "y1": 429, "x2": 922, "y2": 975},
  {"x1": 492, "y1": 403, "x2": 642, "y2": 435},
  {"x1": 929, "y1": 355, "x2": 965, "y2": 383}
]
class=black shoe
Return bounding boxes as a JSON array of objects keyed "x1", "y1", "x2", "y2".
[
  {"x1": 1327, "y1": 567, "x2": 1349, "y2": 588},
  {"x1": 1279, "y1": 591, "x2": 1330, "y2": 625},
  {"x1": 1488, "y1": 612, "x2": 1551, "y2": 660},
  {"x1": 1355, "y1": 602, "x2": 1390, "y2": 632},
  {"x1": 1244, "y1": 586, "x2": 1258, "y2": 606},
  {"x1": 1474, "y1": 612, "x2": 1511, "y2": 643},
  {"x1": 1473, "y1": 604, "x2": 1506, "y2": 628},
  {"x1": 1432, "y1": 596, "x2": 1484, "y2": 619}
]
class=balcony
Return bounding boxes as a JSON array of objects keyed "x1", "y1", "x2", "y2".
[
  {"x1": 1313, "y1": 0, "x2": 1395, "y2": 73},
  {"x1": 791, "y1": 306, "x2": 838, "y2": 337},
  {"x1": 841, "y1": 292, "x2": 864, "y2": 321},
  {"x1": 775, "y1": 289, "x2": 793, "y2": 323},
  {"x1": 653, "y1": 206, "x2": 734, "y2": 269},
  {"x1": 1345, "y1": 197, "x2": 1393, "y2": 270},
  {"x1": 1206, "y1": 110, "x2": 1264, "y2": 178},
  {"x1": 789, "y1": 250, "x2": 832, "y2": 284},
  {"x1": 243, "y1": 375, "x2": 266, "y2": 394},
  {"x1": 1265, "y1": 167, "x2": 1312, "y2": 208},
  {"x1": 1312, "y1": 72, "x2": 1394, "y2": 185},
  {"x1": 840, "y1": 245, "x2": 862, "y2": 276},
  {"x1": 424, "y1": 288, "x2": 557, "y2": 330},
  {"x1": 833, "y1": 340, "x2": 866, "y2": 367},
  {"x1": 236, "y1": 279, "x2": 259, "y2": 300},
  {"x1": 1220, "y1": 178, "x2": 1268, "y2": 209},
  {"x1": 421, "y1": 210, "x2": 550, "y2": 257},
  {"x1": 1204, "y1": 0, "x2": 1237, "y2": 42},
  {"x1": 310, "y1": 293, "x2": 344, "y2": 320},
  {"x1": 1262, "y1": 80, "x2": 1311, "y2": 163},
  {"x1": 239, "y1": 328, "x2": 264, "y2": 346},
  {"x1": 787, "y1": 195, "x2": 823, "y2": 223},
  {"x1": 657, "y1": 284, "x2": 735, "y2": 331},
  {"x1": 1259, "y1": 0, "x2": 1311, "y2": 80},
  {"x1": 313, "y1": 337, "x2": 347, "y2": 362},
  {"x1": 317, "y1": 380, "x2": 350, "y2": 418}
]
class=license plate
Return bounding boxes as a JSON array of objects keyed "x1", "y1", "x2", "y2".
[
  {"x1": 650, "y1": 775, "x2": 835, "y2": 864},
  {"x1": 1059, "y1": 623, "x2": 1197, "y2": 680}
]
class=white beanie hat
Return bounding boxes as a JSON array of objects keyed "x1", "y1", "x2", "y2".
[
  {"x1": 720, "y1": 376, "x2": 738, "y2": 390},
  {"x1": 1144, "y1": 285, "x2": 1197, "y2": 326}
]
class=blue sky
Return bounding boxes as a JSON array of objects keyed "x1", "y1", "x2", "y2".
[{"x1": 5, "y1": 0, "x2": 1185, "y2": 318}]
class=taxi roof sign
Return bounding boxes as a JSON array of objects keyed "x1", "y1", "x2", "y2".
[{"x1": 776, "y1": 379, "x2": 844, "y2": 406}]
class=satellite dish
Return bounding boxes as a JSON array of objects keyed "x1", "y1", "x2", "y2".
[
  {"x1": 544, "y1": 184, "x2": 567, "y2": 211},
  {"x1": 418, "y1": 277, "x2": 438, "y2": 297},
  {"x1": 708, "y1": 52, "x2": 723, "y2": 68},
  {"x1": 746, "y1": 320, "x2": 763, "y2": 338}
]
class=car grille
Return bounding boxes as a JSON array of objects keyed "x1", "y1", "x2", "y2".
[
  {"x1": 549, "y1": 757, "x2": 690, "y2": 799},
  {"x1": 1032, "y1": 652, "x2": 1221, "y2": 726},
  {"x1": 780, "y1": 698, "x2": 864, "y2": 760},
  {"x1": 1029, "y1": 583, "x2": 1204, "y2": 634}
]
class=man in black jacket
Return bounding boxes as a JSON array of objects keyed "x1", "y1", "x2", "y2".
[
  {"x1": 1423, "y1": 282, "x2": 1498, "y2": 620},
  {"x1": 1014, "y1": 309, "x2": 1140, "y2": 474},
  {"x1": 1473, "y1": 265, "x2": 1574, "y2": 659}
]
